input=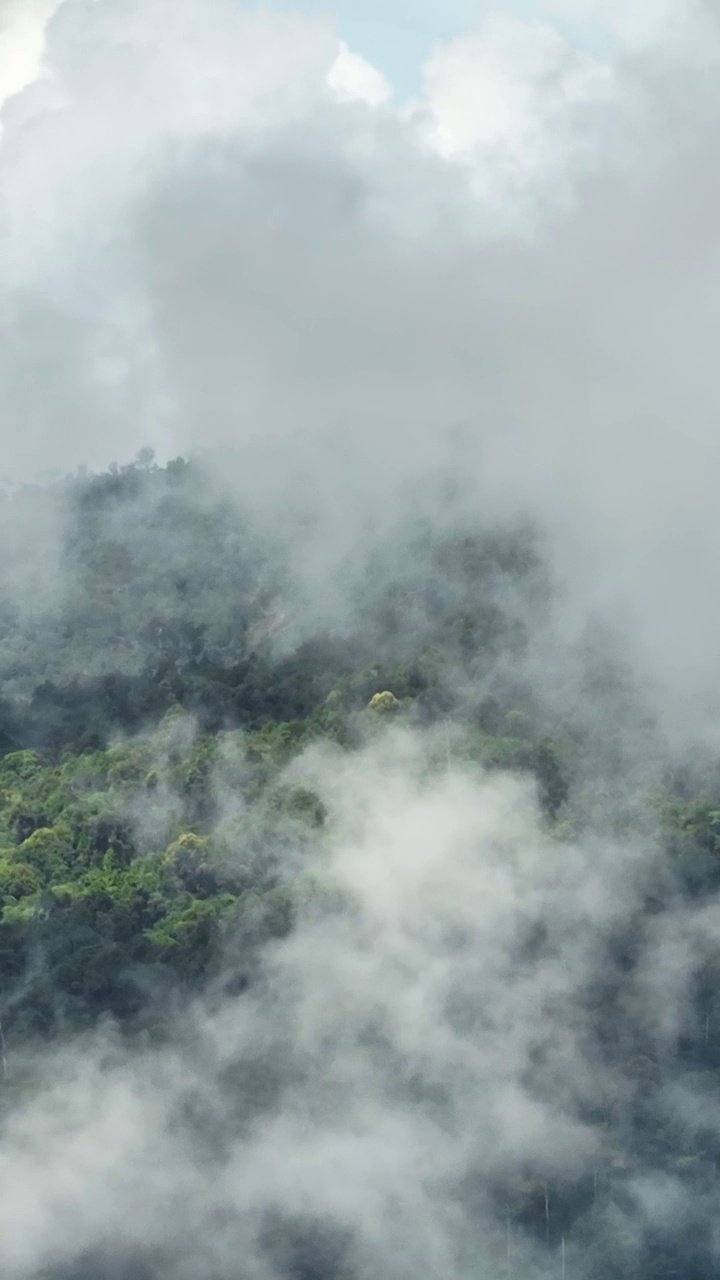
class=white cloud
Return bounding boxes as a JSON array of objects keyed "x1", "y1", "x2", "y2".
[
  {"x1": 3, "y1": 4, "x2": 720, "y2": 1273},
  {"x1": 0, "y1": 728, "x2": 659, "y2": 1279},
  {"x1": 541, "y1": 0, "x2": 716, "y2": 51},
  {"x1": 0, "y1": 0, "x2": 59, "y2": 110},
  {"x1": 2, "y1": 0, "x2": 720, "y2": 732},
  {"x1": 328, "y1": 41, "x2": 391, "y2": 107},
  {"x1": 413, "y1": 13, "x2": 614, "y2": 161}
]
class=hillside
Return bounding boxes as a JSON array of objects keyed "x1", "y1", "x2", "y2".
[
  {"x1": 0, "y1": 454, "x2": 571, "y2": 1037},
  {"x1": 1, "y1": 459, "x2": 720, "y2": 1280}
]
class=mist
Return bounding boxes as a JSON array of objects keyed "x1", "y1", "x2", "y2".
[
  {"x1": 1, "y1": 1, "x2": 720, "y2": 1278},
  {"x1": 0, "y1": 730, "x2": 701, "y2": 1280},
  {"x1": 1, "y1": 0, "x2": 720, "y2": 732}
]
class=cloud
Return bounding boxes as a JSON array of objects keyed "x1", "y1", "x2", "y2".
[
  {"x1": 412, "y1": 13, "x2": 614, "y2": 161},
  {"x1": 327, "y1": 41, "x2": 391, "y2": 106},
  {"x1": 2, "y1": 0, "x2": 720, "y2": 732},
  {"x1": 3, "y1": 9, "x2": 720, "y2": 1271},
  {"x1": 0, "y1": 0, "x2": 59, "y2": 110},
  {"x1": 542, "y1": 0, "x2": 718, "y2": 48},
  {"x1": 0, "y1": 727, "x2": 683, "y2": 1280}
]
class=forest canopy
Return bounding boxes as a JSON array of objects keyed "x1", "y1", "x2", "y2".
[
  {"x1": 0, "y1": 453, "x2": 573, "y2": 1035},
  {"x1": 0, "y1": 454, "x2": 719, "y2": 1280}
]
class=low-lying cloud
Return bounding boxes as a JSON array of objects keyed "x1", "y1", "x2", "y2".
[
  {"x1": 0, "y1": 727, "x2": 702, "y2": 1280},
  {"x1": 1, "y1": 0, "x2": 720, "y2": 732},
  {"x1": 1, "y1": 4, "x2": 720, "y2": 1276}
]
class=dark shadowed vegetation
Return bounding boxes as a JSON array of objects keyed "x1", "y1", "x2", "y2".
[{"x1": 2, "y1": 458, "x2": 720, "y2": 1280}]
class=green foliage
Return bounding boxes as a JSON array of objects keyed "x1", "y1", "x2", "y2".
[
  {"x1": 17, "y1": 823, "x2": 73, "y2": 884},
  {"x1": 368, "y1": 690, "x2": 400, "y2": 713},
  {"x1": 0, "y1": 457, "x2": 720, "y2": 1279},
  {"x1": 146, "y1": 894, "x2": 237, "y2": 978},
  {"x1": 0, "y1": 712, "x2": 332, "y2": 1035},
  {"x1": 0, "y1": 457, "x2": 612, "y2": 1049},
  {"x1": 0, "y1": 857, "x2": 40, "y2": 901},
  {"x1": 282, "y1": 784, "x2": 327, "y2": 828},
  {"x1": 0, "y1": 750, "x2": 42, "y2": 780},
  {"x1": 245, "y1": 720, "x2": 315, "y2": 766}
]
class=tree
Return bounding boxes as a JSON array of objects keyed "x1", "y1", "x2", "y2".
[
  {"x1": 368, "y1": 690, "x2": 400, "y2": 713},
  {"x1": 134, "y1": 447, "x2": 156, "y2": 470}
]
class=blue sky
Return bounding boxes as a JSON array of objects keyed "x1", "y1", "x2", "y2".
[{"x1": 247, "y1": 1, "x2": 610, "y2": 99}]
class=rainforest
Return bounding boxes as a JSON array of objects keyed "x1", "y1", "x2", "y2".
[
  {"x1": 4, "y1": 0, "x2": 720, "y2": 1277},
  {"x1": 0, "y1": 455, "x2": 719, "y2": 1280}
]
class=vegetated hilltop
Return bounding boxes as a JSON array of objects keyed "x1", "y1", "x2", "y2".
[
  {"x1": 2, "y1": 454, "x2": 720, "y2": 1280},
  {"x1": 0, "y1": 451, "x2": 568, "y2": 1032}
]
